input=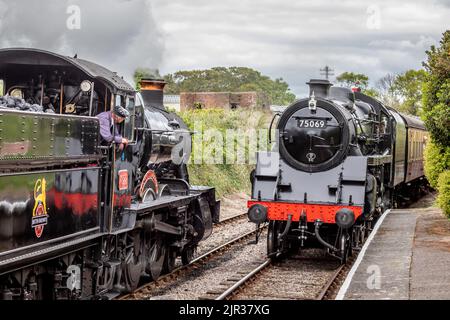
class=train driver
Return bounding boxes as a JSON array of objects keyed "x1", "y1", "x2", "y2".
[{"x1": 97, "y1": 105, "x2": 130, "y2": 150}]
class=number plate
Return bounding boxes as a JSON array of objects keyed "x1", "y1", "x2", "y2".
[{"x1": 297, "y1": 119, "x2": 327, "y2": 128}]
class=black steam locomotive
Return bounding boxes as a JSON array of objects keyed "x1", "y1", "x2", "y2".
[
  {"x1": 0, "y1": 48, "x2": 219, "y2": 299},
  {"x1": 248, "y1": 79, "x2": 428, "y2": 263}
]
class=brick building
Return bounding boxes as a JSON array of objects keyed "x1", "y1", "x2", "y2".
[{"x1": 180, "y1": 91, "x2": 269, "y2": 111}]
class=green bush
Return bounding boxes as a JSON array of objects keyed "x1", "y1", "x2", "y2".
[
  {"x1": 437, "y1": 170, "x2": 450, "y2": 217},
  {"x1": 179, "y1": 108, "x2": 272, "y2": 198},
  {"x1": 424, "y1": 140, "x2": 450, "y2": 189}
]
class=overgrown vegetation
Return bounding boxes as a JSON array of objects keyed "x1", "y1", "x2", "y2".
[
  {"x1": 422, "y1": 30, "x2": 450, "y2": 217},
  {"x1": 178, "y1": 108, "x2": 272, "y2": 198}
]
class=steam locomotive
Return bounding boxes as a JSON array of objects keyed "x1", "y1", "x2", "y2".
[
  {"x1": 247, "y1": 79, "x2": 428, "y2": 263},
  {"x1": 0, "y1": 48, "x2": 219, "y2": 299}
]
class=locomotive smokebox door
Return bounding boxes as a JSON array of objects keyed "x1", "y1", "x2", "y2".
[{"x1": 193, "y1": 197, "x2": 213, "y2": 242}]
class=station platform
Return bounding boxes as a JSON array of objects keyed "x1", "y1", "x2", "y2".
[{"x1": 337, "y1": 206, "x2": 450, "y2": 300}]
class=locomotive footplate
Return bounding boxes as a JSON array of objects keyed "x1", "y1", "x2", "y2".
[
  {"x1": 126, "y1": 187, "x2": 220, "y2": 222},
  {"x1": 127, "y1": 194, "x2": 199, "y2": 214}
]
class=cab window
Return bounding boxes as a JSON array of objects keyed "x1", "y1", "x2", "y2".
[
  {"x1": 115, "y1": 94, "x2": 124, "y2": 108},
  {"x1": 380, "y1": 113, "x2": 389, "y2": 134},
  {"x1": 123, "y1": 96, "x2": 136, "y2": 142}
]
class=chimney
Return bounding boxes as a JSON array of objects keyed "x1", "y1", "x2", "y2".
[
  {"x1": 307, "y1": 79, "x2": 332, "y2": 99},
  {"x1": 139, "y1": 78, "x2": 166, "y2": 108}
]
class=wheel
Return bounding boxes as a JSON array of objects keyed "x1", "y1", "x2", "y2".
[
  {"x1": 352, "y1": 225, "x2": 361, "y2": 248},
  {"x1": 123, "y1": 233, "x2": 144, "y2": 292},
  {"x1": 338, "y1": 232, "x2": 350, "y2": 265},
  {"x1": 347, "y1": 229, "x2": 354, "y2": 257},
  {"x1": 124, "y1": 255, "x2": 143, "y2": 292},
  {"x1": 163, "y1": 247, "x2": 177, "y2": 274},
  {"x1": 146, "y1": 235, "x2": 166, "y2": 280},
  {"x1": 181, "y1": 246, "x2": 196, "y2": 265},
  {"x1": 362, "y1": 220, "x2": 370, "y2": 243},
  {"x1": 267, "y1": 221, "x2": 278, "y2": 257},
  {"x1": 267, "y1": 221, "x2": 285, "y2": 259}
]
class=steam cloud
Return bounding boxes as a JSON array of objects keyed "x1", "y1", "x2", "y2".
[{"x1": 0, "y1": 0, "x2": 164, "y2": 85}]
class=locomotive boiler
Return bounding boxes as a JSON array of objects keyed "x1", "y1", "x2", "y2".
[
  {"x1": 248, "y1": 79, "x2": 428, "y2": 263},
  {"x1": 0, "y1": 48, "x2": 219, "y2": 299}
]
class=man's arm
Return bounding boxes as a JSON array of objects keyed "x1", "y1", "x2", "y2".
[{"x1": 98, "y1": 117, "x2": 114, "y2": 143}]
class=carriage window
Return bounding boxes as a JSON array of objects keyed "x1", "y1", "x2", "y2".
[
  {"x1": 0, "y1": 80, "x2": 4, "y2": 96},
  {"x1": 123, "y1": 96, "x2": 135, "y2": 142}
]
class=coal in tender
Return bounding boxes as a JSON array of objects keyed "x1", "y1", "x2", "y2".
[{"x1": 0, "y1": 95, "x2": 52, "y2": 113}]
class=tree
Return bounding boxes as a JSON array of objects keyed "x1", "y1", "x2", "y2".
[
  {"x1": 336, "y1": 72, "x2": 369, "y2": 90},
  {"x1": 162, "y1": 67, "x2": 296, "y2": 105},
  {"x1": 422, "y1": 30, "x2": 450, "y2": 217},
  {"x1": 422, "y1": 30, "x2": 450, "y2": 147},
  {"x1": 363, "y1": 88, "x2": 380, "y2": 99},
  {"x1": 374, "y1": 70, "x2": 427, "y2": 115},
  {"x1": 335, "y1": 71, "x2": 380, "y2": 97},
  {"x1": 391, "y1": 69, "x2": 427, "y2": 115},
  {"x1": 133, "y1": 68, "x2": 161, "y2": 90},
  {"x1": 376, "y1": 73, "x2": 400, "y2": 107}
]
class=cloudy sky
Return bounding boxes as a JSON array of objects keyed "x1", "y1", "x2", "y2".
[{"x1": 0, "y1": 0, "x2": 449, "y2": 96}]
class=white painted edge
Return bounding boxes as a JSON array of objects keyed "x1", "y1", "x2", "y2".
[{"x1": 335, "y1": 209, "x2": 392, "y2": 300}]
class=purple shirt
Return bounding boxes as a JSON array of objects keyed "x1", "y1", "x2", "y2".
[{"x1": 97, "y1": 111, "x2": 123, "y2": 144}]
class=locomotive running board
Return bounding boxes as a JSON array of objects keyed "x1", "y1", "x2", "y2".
[{"x1": 0, "y1": 232, "x2": 103, "y2": 275}]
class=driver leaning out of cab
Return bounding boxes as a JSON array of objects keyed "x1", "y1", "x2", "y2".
[{"x1": 97, "y1": 105, "x2": 130, "y2": 150}]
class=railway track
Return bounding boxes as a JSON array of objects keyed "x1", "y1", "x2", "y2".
[
  {"x1": 118, "y1": 218, "x2": 265, "y2": 300},
  {"x1": 200, "y1": 253, "x2": 356, "y2": 300},
  {"x1": 214, "y1": 213, "x2": 248, "y2": 228},
  {"x1": 119, "y1": 213, "x2": 360, "y2": 301}
]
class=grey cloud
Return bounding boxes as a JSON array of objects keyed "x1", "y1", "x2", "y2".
[
  {"x1": 0, "y1": 0, "x2": 164, "y2": 85},
  {"x1": 0, "y1": 0, "x2": 448, "y2": 96},
  {"x1": 153, "y1": 0, "x2": 449, "y2": 96}
]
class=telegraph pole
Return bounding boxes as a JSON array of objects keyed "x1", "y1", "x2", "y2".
[{"x1": 320, "y1": 66, "x2": 334, "y2": 80}]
